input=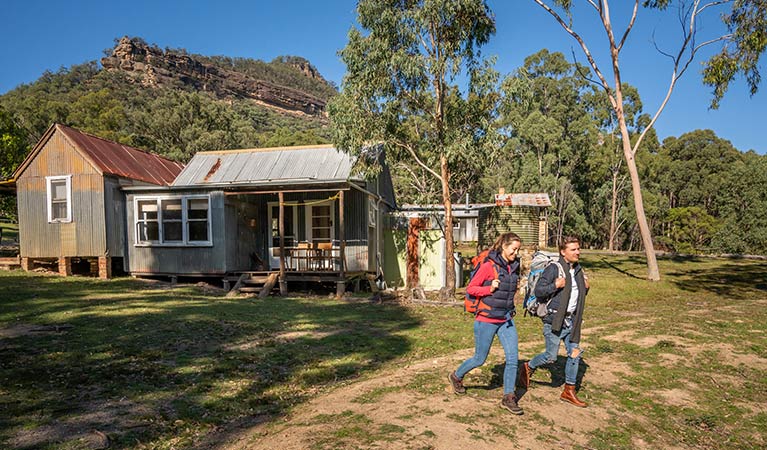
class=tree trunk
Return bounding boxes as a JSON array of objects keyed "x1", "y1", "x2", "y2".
[
  {"x1": 609, "y1": 167, "x2": 618, "y2": 251},
  {"x1": 617, "y1": 119, "x2": 660, "y2": 280},
  {"x1": 440, "y1": 154, "x2": 456, "y2": 300},
  {"x1": 608, "y1": 24, "x2": 661, "y2": 281}
]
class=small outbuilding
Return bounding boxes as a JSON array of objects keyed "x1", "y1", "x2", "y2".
[{"x1": 12, "y1": 124, "x2": 183, "y2": 277}]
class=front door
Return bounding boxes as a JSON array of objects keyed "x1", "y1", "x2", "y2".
[{"x1": 268, "y1": 202, "x2": 297, "y2": 269}]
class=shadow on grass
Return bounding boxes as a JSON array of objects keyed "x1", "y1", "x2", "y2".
[
  {"x1": 666, "y1": 262, "x2": 767, "y2": 296},
  {"x1": 508, "y1": 356, "x2": 590, "y2": 402},
  {"x1": 0, "y1": 272, "x2": 421, "y2": 449},
  {"x1": 589, "y1": 257, "x2": 645, "y2": 280}
]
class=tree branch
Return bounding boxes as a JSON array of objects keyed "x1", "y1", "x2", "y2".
[
  {"x1": 532, "y1": 0, "x2": 613, "y2": 96},
  {"x1": 617, "y1": 0, "x2": 639, "y2": 53},
  {"x1": 394, "y1": 141, "x2": 442, "y2": 181}
]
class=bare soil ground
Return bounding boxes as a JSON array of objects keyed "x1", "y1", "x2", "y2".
[{"x1": 216, "y1": 328, "x2": 751, "y2": 450}]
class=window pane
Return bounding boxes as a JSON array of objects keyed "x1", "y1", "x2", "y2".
[
  {"x1": 52, "y1": 202, "x2": 67, "y2": 220},
  {"x1": 313, "y1": 205, "x2": 330, "y2": 216},
  {"x1": 313, "y1": 228, "x2": 330, "y2": 240},
  {"x1": 51, "y1": 180, "x2": 68, "y2": 201},
  {"x1": 138, "y1": 222, "x2": 159, "y2": 241},
  {"x1": 188, "y1": 198, "x2": 209, "y2": 219},
  {"x1": 138, "y1": 200, "x2": 158, "y2": 220},
  {"x1": 188, "y1": 221, "x2": 209, "y2": 241},
  {"x1": 162, "y1": 200, "x2": 182, "y2": 220},
  {"x1": 312, "y1": 217, "x2": 331, "y2": 228},
  {"x1": 163, "y1": 222, "x2": 183, "y2": 241}
]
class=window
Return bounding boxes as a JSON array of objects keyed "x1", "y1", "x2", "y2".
[
  {"x1": 368, "y1": 201, "x2": 377, "y2": 227},
  {"x1": 134, "y1": 195, "x2": 211, "y2": 246},
  {"x1": 46, "y1": 175, "x2": 72, "y2": 223}
]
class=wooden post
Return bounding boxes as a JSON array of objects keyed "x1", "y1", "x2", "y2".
[
  {"x1": 278, "y1": 192, "x2": 287, "y2": 295},
  {"x1": 336, "y1": 190, "x2": 346, "y2": 297}
]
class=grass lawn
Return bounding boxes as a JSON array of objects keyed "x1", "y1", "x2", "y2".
[
  {"x1": 1, "y1": 254, "x2": 766, "y2": 449},
  {"x1": 0, "y1": 221, "x2": 19, "y2": 245}
]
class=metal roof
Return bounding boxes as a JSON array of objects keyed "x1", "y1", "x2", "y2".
[
  {"x1": 494, "y1": 193, "x2": 552, "y2": 207},
  {"x1": 172, "y1": 144, "x2": 357, "y2": 186},
  {"x1": 57, "y1": 125, "x2": 184, "y2": 185}
]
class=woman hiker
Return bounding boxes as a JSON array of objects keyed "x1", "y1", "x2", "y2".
[{"x1": 447, "y1": 232, "x2": 524, "y2": 415}]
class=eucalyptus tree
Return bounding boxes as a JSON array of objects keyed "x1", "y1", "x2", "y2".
[
  {"x1": 497, "y1": 50, "x2": 597, "y2": 245},
  {"x1": 531, "y1": 0, "x2": 767, "y2": 281},
  {"x1": 329, "y1": 0, "x2": 499, "y2": 297}
]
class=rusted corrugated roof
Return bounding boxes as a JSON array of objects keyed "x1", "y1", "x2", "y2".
[
  {"x1": 58, "y1": 124, "x2": 183, "y2": 186},
  {"x1": 172, "y1": 144, "x2": 355, "y2": 186},
  {"x1": 494, "y1": 193, "x2": 552, "y2": 207}
]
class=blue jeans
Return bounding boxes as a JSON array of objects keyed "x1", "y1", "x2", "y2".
[
  {"x1": 455, "y1": 319, "x2": 519, "y2": 395},
  {"x1": 528, "y1": 322, "x2": 581, "y2": 385}
]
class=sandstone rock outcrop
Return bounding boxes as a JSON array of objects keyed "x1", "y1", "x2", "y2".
[{"x1": 101, "y1": 37, "x2": 327, "y2": 116}]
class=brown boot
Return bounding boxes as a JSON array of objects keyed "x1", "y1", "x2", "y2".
[
  {"x1": 517, "y1": 362, "x2": 534, "y2": 389},
  {"x1": 560, "y1": 383, "x2": 587, "y2": 407},
  {"x1": 500, "y1": 393, "x2": 524, "y2": 415},
  {"x1": 447, "y1": 371, "x2": 466, "y2": 395}
]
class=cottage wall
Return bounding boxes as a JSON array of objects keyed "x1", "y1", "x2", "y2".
[
  {"x1": 16, "y1": 132, "x2": 107, "y2": 258},
  {"x1": 125, "y1": 190, "x2": 227, "y2": 275}
]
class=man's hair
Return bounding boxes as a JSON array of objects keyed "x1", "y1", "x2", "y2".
[{"x1": 558, "y1": 235, "x2": 580, "y2": 251}]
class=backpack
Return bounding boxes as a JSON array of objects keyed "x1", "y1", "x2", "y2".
[
  {"x1": 464, "y1": 249, "x2": 499, "y2": 315},
  {"x1": 523, "y1": 251, "x2": 564, "y2": 318}
]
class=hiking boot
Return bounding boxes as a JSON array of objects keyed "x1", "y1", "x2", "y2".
[
  {"x1": 517, "y1": 361, "x2": 534, "y2": 389},
  {"x1": 560, "y1": 383, "x2": 587, "y2": 408},
  {"x1": 447, "y1": 371, "x2": 466, "y2": 395},
  {"x1": 500, "y1": 393, "x2": 524, "y2": 415}
]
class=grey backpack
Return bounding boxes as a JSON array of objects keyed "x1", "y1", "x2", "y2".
[{"x1": 523, "y1": 251, "x2": 564, "y2": 318}]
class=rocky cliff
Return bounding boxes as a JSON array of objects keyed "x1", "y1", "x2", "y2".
[{"x1": 101, "y1": 37, "x2": 328, "y2": 116}]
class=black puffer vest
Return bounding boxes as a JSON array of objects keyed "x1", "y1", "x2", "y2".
[{"x1": 478, "y1": 250, "x2": 520, "y2": 319}]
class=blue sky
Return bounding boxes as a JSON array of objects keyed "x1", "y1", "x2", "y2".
[{"x1": 2, "y1": 0, "x2": 764, "y2": 153}]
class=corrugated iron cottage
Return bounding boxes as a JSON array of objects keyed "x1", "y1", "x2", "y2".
[
  {"x1": 122, "y1": 144, "x2": 395, "y2": 294},
  {"x1": 12, "y1": 124, "x2": 183, "y2": 277}
]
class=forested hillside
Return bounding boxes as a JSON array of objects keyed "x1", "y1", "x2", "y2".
[{"x1": 0, "y1": 37, "x2": 334, "y2": 165}]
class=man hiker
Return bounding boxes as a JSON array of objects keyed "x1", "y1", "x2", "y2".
[{"x1": 518, "y1": 236, "x2": 590, "y2": 407}]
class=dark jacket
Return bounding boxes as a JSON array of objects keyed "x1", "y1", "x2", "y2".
[
  {"x1": 466, "y1": 250, "x2": 520, "y2": 319},
  {"x1": 534, "y1": 255, "x2": 588, "y2": 342}
]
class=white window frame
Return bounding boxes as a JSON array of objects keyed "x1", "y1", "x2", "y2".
[
  {"x1": 305, "y1": 200, "x2": 335, "y2": 243},
  {"x1": 368, "y1": 200, "x2": 377, "y2": 228},
  {"x1": 46, "y1": 175, "x2": 72, "y2": 223},
  {"x1": 133, "y1": 194, "x2": 212, "y2": 247}
]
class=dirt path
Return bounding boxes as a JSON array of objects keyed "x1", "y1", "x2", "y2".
[{"x1": 219, "y1": 342, "x2": 636, "y2": 450}]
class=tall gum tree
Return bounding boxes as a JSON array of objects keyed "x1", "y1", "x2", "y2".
[
  {"x1": 531, "y1": 0, "x2": 767, "y2": 281},
  {"x1": 329, "y1": 0, "x2": 499, "y2": 298}
]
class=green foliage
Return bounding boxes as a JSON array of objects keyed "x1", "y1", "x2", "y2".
[
  {"x1": 195, "y1": 54, "x2": 338, "y2": 100},
  {"x1": 329, "y1": 0, "x2": 500, "y2": 201},
  {"x1": 490, "y1": 50, "x2": 602, "y2": 244},
  {"x1": 658, "y1": 206, "x2": 720, "y2": 253},
  {"x1": 0, "y1": 51, "x2": 335, "y2": 163},
  {"x1": 0, "y1": 109, "x2": 29, "y2": 179},
  {"x1": 711, "y1": 151, "x2": 767, "y2": 253},
  {"x1": 702, "y1": 0, "x2": 767, "y2": 108}
]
